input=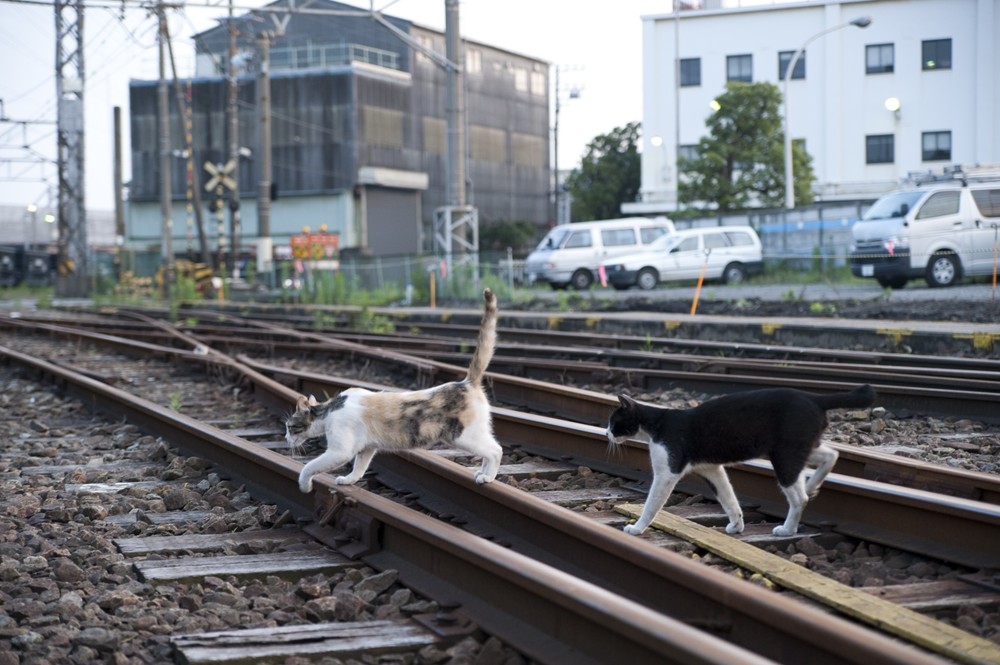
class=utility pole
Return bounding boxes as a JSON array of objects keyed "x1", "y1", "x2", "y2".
[
  {"x1": 54, "y1": 0, "x2": 88, "y2": 297},
  {"x1": 165, "y1": 21, "x2": 211, "y2": 266},
  {"x1": 431, "y1": 0, "x2": 478, "y2": 275},
  {"x1": 256, "y1": 30, "x2": 273, "y2": 280},
  {"x1": 444, "y1": 0, "x2": 465, "y2": 208},
  {"x1": 227, "y1": 0, "x2": 241, "y2": 278},
  {"x1": 157, "y1": 4, "x2": 174, "y2": 293},
  {"x1": 113, "y1": 106, "x2": 124, "y2": 279}
]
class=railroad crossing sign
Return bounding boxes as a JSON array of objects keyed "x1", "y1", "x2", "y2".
[{"x1": 204, "y1": 159, "x2": 237, "y2": 191}]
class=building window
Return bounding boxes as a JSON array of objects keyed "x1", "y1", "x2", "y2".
[
  {"x1": 530, "y1": 71, "x2": 546, "y2": 96},
  {"x1": 778, "y1": 50, "x2": 805, "y2": 80},
  {"x1": 922, "y1": 39, "x2": 951, "y2": 70},
  {"x1": 866, "y1": 134, "x2": 894, "y2": 164},
  {"x1": 679, "y1": 58, "x2": 700, "y2": 86},
  {"x1": 866, "y1": 43, "x2": 894, "y2": 74},
  {"x1": 922, "y1": 131, "x2": 951, "y2": 161},
  {"x1": 513, "y1": 67, "x2": 528, "y2": 92},
  {"x1": 726, "y1": 54, "x2": 752, "y2": 82},
  {"x1": 415, "y1": 35, "x2": 434, "y2": 65},
  {"x1": 677, "y1": 144, "x2": 698, "y2": 163},
  {"x1": 465, "y1": 48, "x2": 482, "y2": 75}
]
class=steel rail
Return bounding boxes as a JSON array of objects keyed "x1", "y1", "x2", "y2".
[
  {"x1": 242, "y1": 358, "x2": 1000, "y2": 569},
  {"x1": 5, "y1": 314, "x2": 998, "y2": 508},
  {"x1": 159, "y1": 311, "x2": 1000, "y2": 424},
  {"x1": 97, "y1": 302, "x2": 1000, "y2": 370},
  {"x1": 0, "y1": 326, "x2": 975, "y2": 663},
  {"x1": 0, "y1": 343, "x2": 782, "y2": 665},
  {"x1": 367, "y1": 450, "x2": 951, "y2": 665},
  {"x1": 376, "y1": 319, "x2": 1000, "y2": 370},
  {"x1": 51, "y1": 307, "x2": 1000, "y2": 408}
]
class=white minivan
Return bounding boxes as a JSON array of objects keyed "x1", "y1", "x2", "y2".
[
  {"x1": 601, "y1": 225, "x2": 764, "y2": 290},
  {"x1": 524, "y1": 217, "x2": 675, "y2": 290},
  {"x1": 849, "y1": 177, "x2": 1000, "y2": 288}
]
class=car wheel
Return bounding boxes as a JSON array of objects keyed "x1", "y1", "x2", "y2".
[
  {"x1": 925, "y1": 253, "x2": 961, "y2": 288},
  {"x1": 877, "y1": 276, "x2": 908, "y2": 289},
  {"x1": 570, "y1": 269, "x2": 594, "y2": 290},
  {"x1": 636, "y1": 268, "x2": 659, "y2": 291},
  {"x1": 722, "y1": 262, "x2": 747, "y2": 284}
]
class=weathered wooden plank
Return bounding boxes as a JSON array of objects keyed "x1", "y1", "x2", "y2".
[
  {"x1": 860, "y1": 579, "x2": 1000, "y2": 611},
  {"x1": 134, "y1": 551, "x2": 353, "y2": 583},
  {"x1": 172, "y1": 619, "x2": 436, "y2": 664},
  {"x1": 223, "y1": 427, "x2": 283, "y2": 440},
  {"x1": 20, "y1": 461, "x2": 157, "y2": 476},
  {"x1": 528, "y1": 487, "x2": 644, "y2": 506},
  {"x1": 115, "y1": 528, "x2": 310, "y2": 556},
  {"x1": 104, "y1": 510, "x2": 214, "y2": 526},
  {"x1": 65, "y1": 481, "x2": 167, "y2": 494},
  {"x1": 496, "y1": 461, "x2": 577, "y2": 478},
  {"x1": 615, "y1": 502, "x2": 1000, "y2": 665}
]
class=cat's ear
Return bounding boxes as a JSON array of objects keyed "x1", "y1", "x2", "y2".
[
  {"x1": 618, "y1": 394, "x2": 637, "y2": 408},
  {"x1": 296, "y1": 395, "x2": 311, "y2": 412},
  {"x1": 307, "y1": 395, "x2": 319, "y2": 406}
]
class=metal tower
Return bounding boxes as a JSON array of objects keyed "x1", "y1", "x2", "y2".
[{"x1": 55, "y1": 0, "x2": 88, "y2": 297}]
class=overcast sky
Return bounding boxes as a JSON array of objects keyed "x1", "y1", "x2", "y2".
[{"x1": 0, "y1": 0, "x2": 670, "y2": 212}]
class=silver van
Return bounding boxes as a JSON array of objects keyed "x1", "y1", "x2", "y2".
[
  {"x1": 525, "y1": 217, "x2": 675, "y2": 290},
  {"x1": 849, "y1": 173, "x2": 1000, "y2": 288}
]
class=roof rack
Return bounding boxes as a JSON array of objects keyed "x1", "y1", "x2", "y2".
[{"x1": 903, "y1": 163, "x2": 1000, "y2": 187}]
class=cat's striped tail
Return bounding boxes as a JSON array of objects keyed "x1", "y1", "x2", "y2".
[
  {"x1": 466, "y1": 288, "x2": 498, "y2": 385},
  {"x1": 812, "y1": 384, "x2": 876, "y2": 411}
]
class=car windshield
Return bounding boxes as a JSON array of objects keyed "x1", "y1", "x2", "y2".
[
  {"x1": 863, "y1": 191, "x2": 924, "y2": 220},
  {"x1": 648, "y1": 233, "x2": 682, "y2": 251},
  {"x1": 536, "y1": 228, "x2": 571, "y2": 250}
]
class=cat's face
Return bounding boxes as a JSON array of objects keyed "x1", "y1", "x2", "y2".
[
  {"x1": 285, "y1": 395, "x2": 320, "y2": 448},
  {"x1": 606, "y1": 394, "x2": 642, "y2": 446}
]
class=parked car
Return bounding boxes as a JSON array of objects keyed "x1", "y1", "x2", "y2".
[
  {"x1": 849, "y1": 174, "x2": 1000, "y2": 288},
  {"x1": 601, "y1": 225, "x2": 764, "y2": 290},
  {"x1": 524, "y1": 217, "x2": 675, "y2": 290}
]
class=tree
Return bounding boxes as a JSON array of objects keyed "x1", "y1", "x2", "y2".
[
  {"x1": 564, "y1": 122, "x2": 641, "y2": 221},
  {"x1": 678, "y1": 81, "x2": 814, "y2": 211}
]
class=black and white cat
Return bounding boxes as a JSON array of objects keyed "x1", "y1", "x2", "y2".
[
  {"x1": 287, "y1": 288, "x2": 503, "y2": 493},
  {"x1": 606, "y1": 385, "x2": 876, "y2": 537}
]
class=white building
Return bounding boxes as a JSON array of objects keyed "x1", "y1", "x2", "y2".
[{"x1": 624, "y1": 0, "x2": 1000, "y2": 215}]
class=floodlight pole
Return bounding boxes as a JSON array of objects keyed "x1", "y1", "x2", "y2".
[{"x1": 783, "y1": 16, "x2": 871, "y2": 209}]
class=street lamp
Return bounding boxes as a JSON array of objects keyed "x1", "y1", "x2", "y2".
[
  {"x1": 553, "y1": 65, "x2": 581, "y2": 225},
  {"x1": 783, "y1": 16, "x2": 871, "y2": 209}
]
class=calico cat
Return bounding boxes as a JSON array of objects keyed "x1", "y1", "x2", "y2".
[
  {"x1": 606, "y1": 385, "x2": 875, "y2": 537},
  {"x1": 287, "y1": 288, "x2": 503, "y2": 493}
]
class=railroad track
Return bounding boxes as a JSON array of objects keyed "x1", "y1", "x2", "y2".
[{"x1": 1, "y1": 308, "x2": 989, "y2": 662}]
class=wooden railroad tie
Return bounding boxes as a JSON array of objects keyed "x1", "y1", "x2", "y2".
[{"x1": 615, "y1": 503, "x2": 1000, "y2": 665}]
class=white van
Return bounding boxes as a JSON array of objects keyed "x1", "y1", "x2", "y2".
[
  {"x1": 601, "y1": 225, "x2": 763, "y2": 290},
  {"x1": 525, "y1": 217, "x2": 675, "y2": 290},
  {"x1": 849, "y1": 174, "x2": 1000, "y2": 288}
]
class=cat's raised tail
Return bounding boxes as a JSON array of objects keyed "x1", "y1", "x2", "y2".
[
  {"x1": 466, "y1": 288, "x2": 498, "y2": 385},
  {"x1": 812, "y1": 384, "x2": 876, "y2": 410}
]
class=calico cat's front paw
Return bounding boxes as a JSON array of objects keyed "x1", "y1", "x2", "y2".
[
  {"x1": 623, "y1": 523, "x2": 645, "y2": 535},
  {"x1": 772, "y1": 524, "x2": 797, "y2": 537},
  {"x1": 335, "y1": 475, "x2": 357, "y2": 485},
  {"x1": 725, "y1": 520, "x2": 745, "y2": 534},
  {"x1": 473, "y1": 471, "x2": 494, "y2": 485}
]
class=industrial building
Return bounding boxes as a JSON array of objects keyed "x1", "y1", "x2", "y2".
[
  {"x1": 127, "y1": 0, "x2": 550, "y2": 266},
  {"x1": 625, "y1": 0, "x2": 999, "y2": 215}
]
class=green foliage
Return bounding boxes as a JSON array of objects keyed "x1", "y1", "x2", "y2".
[
  {"x1": 678, "y1": 82, "x2": 815, "y2": 212},
  {"x1": 479, "y1": 220, "x2": 541, "y2": 253},
  {"x1": 351, "y1": 307, "x2": 396, "y2": 334},
  {"x1": 564, "y1": 122, "x2": 641, "y2": 221}
]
